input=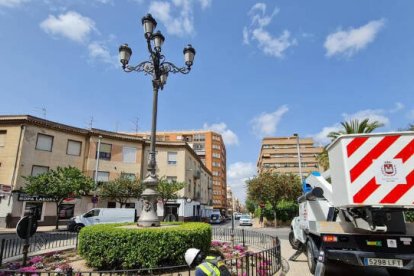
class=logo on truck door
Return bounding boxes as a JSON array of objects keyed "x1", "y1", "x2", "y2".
[
  {"x1": 381, "y1": 161, "x2": 397, "y2": 176},
  {"x1": 374, "y1": 159, "x2": 406, "y2": 185}
]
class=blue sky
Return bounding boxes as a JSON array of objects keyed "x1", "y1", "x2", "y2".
[{"x1": 1, "y1": 0, "x2": 414, "y2": 202}]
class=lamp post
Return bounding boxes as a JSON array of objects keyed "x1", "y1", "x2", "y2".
[
  {"x1": 293, "y1": 133, "x2": 303, "y2": 183},
  {"x1": 119, "y1": 14, "x2": 196, "y2": 227}
]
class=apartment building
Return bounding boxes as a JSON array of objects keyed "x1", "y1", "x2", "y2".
[
  {"x1": 136, "y1": 131, "x2": 227, "y2": 213},
  {"x1": 257, "y1": 136, "x2": 323, "y2": 176},
  {"x1": 0, "y1": 115, "x2": 212, "y2": 227},
  {"x1": 142, "y1": 141, "x2": 213, "y2": 221}
]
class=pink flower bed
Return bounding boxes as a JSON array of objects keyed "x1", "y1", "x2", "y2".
[{"x1": 210, "y1": 241, "x2": 273, "y2": 276}]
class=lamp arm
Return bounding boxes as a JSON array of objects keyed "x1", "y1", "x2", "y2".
[
  {"x1": 161, "y1": 62, "x2": 191, "y2": 74},
  {"x1": 123, "y1": 61, "x2": 154, "y2": 74}
]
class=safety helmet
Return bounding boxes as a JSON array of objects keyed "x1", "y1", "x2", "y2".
[{"x1": 185, "y1": 248, "x2": 202, "y2": 266}]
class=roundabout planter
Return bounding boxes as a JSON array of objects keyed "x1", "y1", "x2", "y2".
[{"x1": 78, "y1": 222, "x2": 211, "y2": 269}]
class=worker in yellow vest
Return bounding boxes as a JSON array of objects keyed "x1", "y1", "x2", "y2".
[{"x1": 184, "y1": 248, "x2": 231, "y2": 276}]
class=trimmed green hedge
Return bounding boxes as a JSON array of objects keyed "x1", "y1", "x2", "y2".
[{"x1": 78, "y1": 222, "x2": 211, "y2": 269}]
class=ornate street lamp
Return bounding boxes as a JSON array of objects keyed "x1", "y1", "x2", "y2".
[{"x1": 119, "y1": 14, "x2": 196, "y2": 227}]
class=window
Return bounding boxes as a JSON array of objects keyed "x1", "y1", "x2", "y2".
[
  {"x1": 31, "y1": 165, "x2": 49, "y2": 176},
  {"x1": 67, "y1": 140, "x2": 82, "y2": 156},
  {"x1": 212, "y1": 144, "x2": 221, "y2": 150},
  {"x1": 94, "y1": 171, "x2": 109, "y2": 183},
  {"x1": 125, "y1": 203, "x2": 135, "y2": 208},
  {"x1": 193, "y1": 143, "x2": 205, "y2": 151},
  {"x1": 59, "y1": 204, "x2": 74, "y2": 219},
  {"x1": 24, "y1": 202, "x2": 43, "y2": 221},
  {"x1": 0, "y1": 130, "x2": 6, "y2": 147},
  {"x1": 194, "y1": 134, "x2": 205, "y2": 141},
  {"x1": 36, "y1": 133, "x2": 53, "y2": 151},
  {"x1": 166, "y1": 176, "x2": 177, "y2": 183},
  {"x1": 212, "y1": 153, "x2": 220, "y2": 158},
  {"x1": 123, "y1": 147, "x2": 137, "y2": 163},
  {"x1": 213, "y1": 162, "x2": 220, "y2": 167},
  {"x1": 84, "y1": 209, "x2": 100, "y2": 217},
  {"x1": 167, "y1": 152, "x2": 177, "y2": 165},
  {"x1": 97, "y1": 143, "x2": 112, "y2": 160},
  {"x1": 121, "y1": 173, "x2": 136, "y2": 180},
  {"x1": 212, "y1": 171, "x2": 219, "y2": 176},
  {"x1": 107, "y1": 202, "x2": 116, "y2": 208}
]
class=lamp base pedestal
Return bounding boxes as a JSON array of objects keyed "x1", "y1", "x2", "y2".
[{"x1": 137, "y1": 175, "x2": 160, "y2": 227}]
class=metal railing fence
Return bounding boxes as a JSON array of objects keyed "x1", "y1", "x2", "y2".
[
  {"x1": 0, "y1": 232, "x2": 78, "y2": 265},
  {"x1": 0, "y1": 229, "x2": 281, "y2": 276}
]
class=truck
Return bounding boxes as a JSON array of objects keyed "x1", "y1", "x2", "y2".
[
  {"x1": 289, "y1": 132, "x2": 414, "y2": 276},
  {"x1": 67, "y1": 208, "x2": 136, "y2": 232}
]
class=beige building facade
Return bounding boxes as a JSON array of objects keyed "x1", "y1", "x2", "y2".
[
  {"x1": 257, "y1": 136, "x2": 323, "y2": 176},
  {"x1": 136, "y1": 131, "x2": 227, "y2": 213},
  {"x1": 0, "y1": 115, "x2": 211, "y2": 227}
]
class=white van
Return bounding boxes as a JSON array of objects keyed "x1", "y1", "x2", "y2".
[{"x1": 67, "y1": 208, "x2": 136, "y2": 232}]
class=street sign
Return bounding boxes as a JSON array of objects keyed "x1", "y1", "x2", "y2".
[{"x1": 16, "y1": 215, "x2": 38, "y2": 239}]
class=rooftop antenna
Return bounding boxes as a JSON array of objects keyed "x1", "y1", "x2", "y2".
[
  {"x1": 35, "y1": 107, "x2": 47, "y2": 119},
  {"x1": 115, "y1": 121, "x2": 119, "y2": 132},
  {"x1": 132, "y1": 117, "x2": 139, "y2": 135},
  {"x1": 88, "y1": 116, "x2": 94, "y2": 129}
]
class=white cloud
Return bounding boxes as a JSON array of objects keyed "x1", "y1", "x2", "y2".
[
  {"x1": 149, "y1": 0, "x2": 209, "y2": 37},
  {"x1": 88, "y1": 41, "x2": 118, "y2": 67},
  {"x1": 198, "y1": 0, "x2": 211, "y2": 9},
  {"x1": 203, "y1": 122, "x2": 239, "y2": 146},
  {"x1": 0, "y1": 0, "x2": 29, "y2": 8},
  {"x1": 40, "y1": 11, "x2": 96, "y2": 43},
  {"x1": 390, "y1": 102, "x2": 404, "y2": 113},
  {"x1": 324, "y1": 19, "x2": 385, "y2": 57},
  {"x1": 227, "y1": 162, "x2": 256, "y2": 203},
  {"x1": 312, "y1": 124, "x2": 341, "y2": 146},
  {"x1": 342, "y1": 109, "x2": 390, "y2": 126},
  {"x1": 251, "y1": 105, "x2": 289, "y2": 137},
  {"x1": 243, "y1": 3, "x2": 296, "y2": 58}
]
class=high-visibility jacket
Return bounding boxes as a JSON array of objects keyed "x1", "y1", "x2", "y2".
[{"x1": 196, "y1": 256, "x2": 226, "y2": 276}]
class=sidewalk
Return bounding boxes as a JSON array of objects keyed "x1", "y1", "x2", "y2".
[{"x1": 0, "y1": 225, "x2": 67, "y2": 234}]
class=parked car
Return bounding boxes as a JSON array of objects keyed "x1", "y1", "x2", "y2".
[
  {"x1": 209, "y1": 211, "x2": 223, "y2": 224},
  {"x1": 67, "y1": 208, "x2": 136, "y2": 232},
  {"x1": 239, "y1": 215, "x2": 253, "y2": 226},
  {"x1": 234, "y1": 212, "x2": 242, "y2": 220}
]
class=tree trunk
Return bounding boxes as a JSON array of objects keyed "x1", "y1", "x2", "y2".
[
  {"x1": 162, "y1": 202, "x2": 166, "y2": 220},
  {"x1": 55, "y1": 202, "x2": 60, "y2": 230}
]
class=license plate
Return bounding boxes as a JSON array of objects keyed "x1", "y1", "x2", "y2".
[{"x1": 364, "y1": 258, "x2": 403, "y2": 267}]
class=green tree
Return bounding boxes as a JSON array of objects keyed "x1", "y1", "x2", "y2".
[
  {"x1": 408, "y1": 124, "x2": 414, "y2": 131},
  {"x1": 317, "y1": 118, "x2": 384, "y2": 169},
  {"x1": 99, "y1": 174, "x2": 142, "y2": 208},
  {"x1": 157, "y1": 177, "x2": 185, "y2": 220},
  {"x1": 245, "y1": 199, "x2": 257, "y2": 215},
  {"x1": 328, "y1": 118, "x2": 384, "y2": 140},
  {"x1": 246, "y1": 172, "x2": 301, "y2": 219},
  {"x1": 23, "y1": 166, "x2": 93, "y2": 229},
  {"x1": 316, "y1": 147, "x2": 329, "y2": 171}
]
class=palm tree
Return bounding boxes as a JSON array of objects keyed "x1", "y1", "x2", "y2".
[
  {"x1": 327, "y1": 119, "x2": 384, "y2": 140},
  {"x1": 317, "y1": 118, "x2": 384, "y2": 170}
]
